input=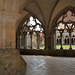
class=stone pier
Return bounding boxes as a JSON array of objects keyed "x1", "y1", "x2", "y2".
[{"x1": 0, "y1": 50, "x2": 26, "y2": 75}]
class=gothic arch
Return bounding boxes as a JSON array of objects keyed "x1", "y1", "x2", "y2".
[
  {"x1": 50, "y1": 6, "x2": 75, "y2": 35},
  {"x1": 19, "y1": 0, "x2": 46, "y2": 26},
  {"x1": 16, "y1": 13, "x2": 45, "y2": 35},
  {"x1": 50, "y1": 6, "x2": 75, "y2": 50},
  {"x1": 16, "y1": 13, "x2": 45, "y2": 50}
]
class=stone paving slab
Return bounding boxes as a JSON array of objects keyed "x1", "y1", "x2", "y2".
[{"x1": 22, "y1": 55, "x2": 75, "y2": 75}]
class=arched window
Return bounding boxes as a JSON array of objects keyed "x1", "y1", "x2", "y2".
[
  {"x1": 55, "y1": 10, "x2": 75, "y2": 50},
  {"x1": 17, "y1": 16, "x2": 45, "y2": 50},
  {"x1": 64, "y1": 36, "x2": 69, "y2": 45},
  {"x1": 72, "y1": 35, "x2": 75, "y2": 45},
  {"x1": 57, "y1": 36, "x2": 61, "y2": 45}
]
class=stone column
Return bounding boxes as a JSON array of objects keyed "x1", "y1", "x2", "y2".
[
  {"x1": 24, "y1": 32, "x2": 27, "y2": 49},
  {"x1": 54, "y1": 32, "x2": 56, "y2": 49},
  {"x1": 30, "y1": 32, "x2": 33, "y2": 49},
  {"x1": 69, "y1": 29, "x2": 72, "y2": 49},
  {"x1": 20, "y1": 33, "x2": 25, "y2": 49},
  {"x1": 37, "y1": 32, "x2": 40, "y2": 49},
  {"x1": 60, "y1": 32, "x2": 63, "y2": 49},
  {"x1": 17, "y1": 35, "x2": 20, "y2": 49}
]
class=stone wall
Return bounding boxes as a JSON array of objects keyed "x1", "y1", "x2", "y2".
[
  {"x1": 49, "y1": 50, "x2": 75, "y2": 57},
  {"x1": 0, "y1": 1, "x2": 27, "y2": 74}
]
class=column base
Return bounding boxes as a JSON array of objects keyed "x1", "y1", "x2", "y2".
[
  {"x1": 69, "y1": 47, "x2": 72, "y2": 50},
  {"x1": 60, "y1": 47, "x2": 63, "y2": 50},
  {"x1": 0, "y1": 49, "x2": 26, "y2": 75}
]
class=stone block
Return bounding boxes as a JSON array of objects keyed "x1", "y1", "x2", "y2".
[{"x1": 0, "y1": 50, "x2": 26, "y2": 75}]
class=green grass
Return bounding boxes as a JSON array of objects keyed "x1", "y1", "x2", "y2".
[
  {"x1": 40, "y1": 47, "x2": 45, "y2": 49},
  {"x1": 33, "y1": 47, "x2": 45, "y2": 49},
  {"x1": 56, "y1": 45, "x2": 75, "y2": 49}
]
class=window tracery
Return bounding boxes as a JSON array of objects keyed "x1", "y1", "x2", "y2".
[
  {"x1": 55, "y1": 10, "x2": 75, "y2": 50},
  {"x1": 18, "y1": 16, "x2": 45, "y2": 50}
]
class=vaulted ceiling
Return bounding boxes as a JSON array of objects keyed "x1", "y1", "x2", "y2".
[
  {"x1": 19, "y1": 0, "x2": 75, "y2": 32},
  {"x1": 0, "y1": 0, "x2": 75, "y2": 32},
  {"x1": 20, "y1": 0, "x2": 59, "y2": 27}
]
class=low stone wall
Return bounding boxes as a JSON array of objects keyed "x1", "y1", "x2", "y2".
[
  {"x1": 0, "y1": 50, "x2": 26, "y2": 75},
  {"x1": 49, "y1": 50, "x2": 75, "y2": 57},
  {"x1": 20, "y1": 49, "x2": 75, "y2": 57},
  {"x1": 20, "y1": 49, "x2": 47, "y2": 55}
]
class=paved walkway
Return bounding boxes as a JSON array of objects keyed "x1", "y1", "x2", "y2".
[{"x1": 22, "y1": 55, "x2": 75, "y2": 75}]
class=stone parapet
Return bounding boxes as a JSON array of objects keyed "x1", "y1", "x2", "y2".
[{"x1": 49, "y1": 50, "x2": 75, "y2": 57}]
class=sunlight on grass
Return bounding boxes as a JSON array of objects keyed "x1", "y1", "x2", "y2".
[
  {"x1": 40, "y1": 47, "x2": 45, "y2": 49},
  {"x1": 56, "y1": 45, "x2": 75, "y2": 49}
]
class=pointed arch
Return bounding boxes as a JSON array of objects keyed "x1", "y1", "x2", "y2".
[
  {"x1": 16, "y1": 14, "x2": 45, "y2": 50},
  {"x1": 50, "y1": 6, "x2": 75, "y2": 50},
  {"x1": 51, "y1": 6, "x2": 75, "y2": 34}
]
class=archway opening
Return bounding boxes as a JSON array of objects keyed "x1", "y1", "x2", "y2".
[
  {"x1": 53, "y1": 9, "x2": 75, "y2": 50},
  {"x1": 16, "y1": 15, "x2": 45, "y2": 50}
]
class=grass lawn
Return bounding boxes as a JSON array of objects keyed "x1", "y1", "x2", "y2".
[
  {"x1": 40, "y1": 47, "x2": 45, "y2": 49},
  {"x1": 56, "y1": 45, "x2": 75, "y2": 49}
]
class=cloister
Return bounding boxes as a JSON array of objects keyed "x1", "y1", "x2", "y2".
[{"x1": 0, "y1": 0, "x2": 75, "y2": 75}]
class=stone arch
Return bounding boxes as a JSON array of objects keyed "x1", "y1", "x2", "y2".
[
  {"x1": 50, "y1": 6, "x2": 75, "y2": 49},
  {"x1": 50, "y1": 6, "x2": 75, "y2": 35},
  {"x1": 16, "y1": 13, "x2": 45, "y2": 49},
  {"x1": 49, "y1": 0, "x2": 75, "y2": 34},
  {"x1": 19, "y1": 0, "x2": 46, "y2": 26},
  {"x1": 16, "y1": 12, "x2": 45, "y2": 35}
]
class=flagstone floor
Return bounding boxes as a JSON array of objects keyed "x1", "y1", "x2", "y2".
[{"x1": 22, "y1": 55, "x2": 75, "y2": 75}]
